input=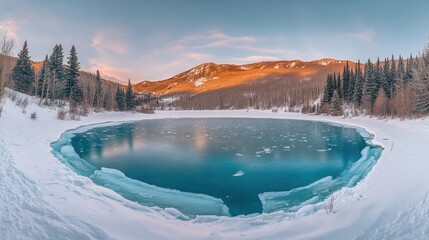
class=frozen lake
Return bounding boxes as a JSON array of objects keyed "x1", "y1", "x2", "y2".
[{"x1": 53, "y1": 118, "x2": 381, "y2": 217}]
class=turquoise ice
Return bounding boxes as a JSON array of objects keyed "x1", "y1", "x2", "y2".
[{"x1": 52, "y1": 118, "x2": 381, "y2": 217}]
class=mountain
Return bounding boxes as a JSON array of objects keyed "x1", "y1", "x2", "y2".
[{"x1": 133, "y1": 58, "x2": 356, "y2": 98}]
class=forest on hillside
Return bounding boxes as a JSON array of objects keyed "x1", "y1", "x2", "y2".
[
  {"x1": 170, "y1": 46, "x2": 429, "y2": 119},
  {"x1": 322, "y1": 48, "x2": 429, "y2": 118},
  {"x1": 2, "y1": 33, "x2": 429, "y2": 119},
  {"x1": 0, "y1": 36, "x2": 143, "y2": 118}
]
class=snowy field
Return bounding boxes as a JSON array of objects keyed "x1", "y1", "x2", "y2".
[{"x1": 1, "y1": 94, "x2": 429, "y2": 240}]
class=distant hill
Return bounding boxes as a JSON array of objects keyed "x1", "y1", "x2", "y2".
[
  {"x1": 133, "y1": 59, "x2": 357, "y2": 95},
  {"x1": 132, "y1": 58, "x2": 358, "y2": 109}
]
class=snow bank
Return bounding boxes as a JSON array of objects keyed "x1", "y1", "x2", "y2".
[{"x1": 2, "y1": 90, "x2": 429, "y2": 239}]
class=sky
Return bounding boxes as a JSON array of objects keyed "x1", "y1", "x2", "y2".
[{"x1": 1, "y1": 0, "x2": 429, "y2": 83}]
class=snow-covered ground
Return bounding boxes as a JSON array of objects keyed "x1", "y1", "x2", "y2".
[{"x1": 1, "y1": 93, "x2": 429, "y2": 239}]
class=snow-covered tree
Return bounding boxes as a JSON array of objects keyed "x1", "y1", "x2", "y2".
[
  {"x1": 48, "y1": 44, "x2": 65, "y2": 99},
  {"x1": 412, "y1": 52, "x2": 429, "y2": 114},
  {"x1": 12, "y1": 41, "x2": 34, "y2": 94},
  {"x1": 65, "y1": 46, "x2": 80, "y2": 100},
  {"x1": 330, "y1": 90, "x2": 342, "y2": 116}
]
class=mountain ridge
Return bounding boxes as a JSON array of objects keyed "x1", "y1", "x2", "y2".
[{"x1": 133, "y1": 58, "x2": 357, "y2": 97}]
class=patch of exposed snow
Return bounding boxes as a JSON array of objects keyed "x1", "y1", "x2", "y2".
[
  {"x1": 318, "y1": 59, "x2": 332, "y2": 66},
  {"x1": 161, "y1": 96, "x2": 179, "y2": 104},
  {"x1": 194, "y1": 77, "x2": 207, "y2": 87}
]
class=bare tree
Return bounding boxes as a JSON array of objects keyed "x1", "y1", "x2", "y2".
[
  {"x1": 0, "y1": 34, "x2": 16, "y2": 99},
  {"x1": 1, "y1": 34, "x2": 15, "y2": 56}
]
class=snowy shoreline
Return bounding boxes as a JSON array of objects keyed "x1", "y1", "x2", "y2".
[{"x1": 2, "y1": 96, "x2": 429, "y2": 239}]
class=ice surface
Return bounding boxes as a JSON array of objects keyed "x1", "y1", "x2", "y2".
[
  {"x1": 51, "y1": 117, "x2": 383, "y2": 218},
  {"x1": 51, "y1": 130, "x2": 230, "y2": 218},
  {"x1": 259, "y1": 145, "x2": 382, "y2": 213},
  {"x1": 233, "y1": 170, "x2": 245, "y2": 177},
  {"x1": 91, "y1": 168, "x2": 230, "y2": 217}
]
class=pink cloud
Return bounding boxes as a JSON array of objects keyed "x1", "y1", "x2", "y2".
[
  {"x1": 346, "y1": 30, "x2": 376, "y2": 44},
  {"x1": 168, "y1": 31, "x2": 256, "y2": 50},
  {"x1": 230, "y1": 55, "x2": 283, "y2": 63},
  {"x1": 0, "y1": 18, "x2": 19, "y2": 41},
  {"x1": 91, "y1": 31, "x2": 129, "y2": 55}
]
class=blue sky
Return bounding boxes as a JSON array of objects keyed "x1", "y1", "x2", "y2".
[{"x1": 1, "y1": 0, "x2": 429, "y2": 82}]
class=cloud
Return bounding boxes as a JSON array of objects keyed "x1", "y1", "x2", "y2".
[
  {"x1": 238, "y1": 45, "x2": 299, "y2": 55},
  {"x1": 89, "y1": 30, "x2": 304, "y2": 81},
  {"x1": 88, "y1": 59, "x2": 133, "y2": 84},
  {"x1": 185, "y1": 52, "x2": 214, "y2": 60},
  {"x1": 346, "y1": 30, "x2": 376, "y2": 44},
  {"x1": 91, "y1": 31, "x2": 129, "y2": 55},
  {"x1": 168, "y1": 31, "x2": 256, "y2": 50},
  {"x1": 89, "y1": 30, "x2": 139, "y2": 82},
  {"x1": 230, "y1": 55, "x2": 283, "y2": 63},
  {"x1": 133, "y1": 30, "x2": 308, "y2": 80},
  {"x1": 0, "y1": 18, "x2": 19, "y2": 40}
]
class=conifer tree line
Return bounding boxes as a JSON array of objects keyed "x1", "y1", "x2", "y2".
[
  {"x1": 5, "y1": 40, "x2": 137, "y2": 113},
  {"x1": 322, "y1": 50, "x2": 429, "y2": 118}
]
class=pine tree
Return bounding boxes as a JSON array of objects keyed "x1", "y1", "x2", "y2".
[
  {"x1": 336, "y1": 72, "x2": 342, "y2": 99},
  {"x1": 72, "y1": 82, "x2": 83, "y2": 103},
  {"x1": 382, "y1": 58, "x2": 391, "y2": 98},
  {"x1": 36, "y1": 55, "x2": 49, "y2": 97},
  {"x1": 49, "y1": 44, "x2": 65, "y2": 99},
  {"x1": 363, "y1": 59, "x2": 378, "y2": 108},
  {"x1": 125, "y1": 79, "x2": 135, "y2": 110},
  {"x1": 115, "y1": 84, "x2": 125, "y2": 110},
  {"x1": 374, "y1": 58, "x2": 382, "y2": 96},
  {"x1": 65, "y1": 46, "x2": 80, "y2": 100},
  {"x1": 94, "y1": 70, "x2": 102, "y2": 108},
  {"x1": 39, "y1": 56, "x2": 52, "y2": 103},
  {"x1": 12, "y1": 41, "x2": 34, "y2": 94},
  {"x1": 389, "y1": 55, "x2": 397, "y2": 95},
  {"x1": 354, "y1": 60, "x2": 364, "y2": 105},
  {"x1": 342, "y1": 61, "x2": 350, "y2": 101},
  {"x1": 412, "y1": 52, "x2": 429, "y2": 113},
  {"x1": 322, "y1": 74, "x2": 335, "y2": 103},
  {"x1": 404, "y1": 54, "x2": 413, "y2": 83},
  {"x1": 330, "y1": 90, "x2": 342, "y2": 116},
  {"x1": 348, "y1": 68, "x2": 356, "y2": 102},
  {"x1": 397, "y1": 55, "x2": 405, "y2": 80}
]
